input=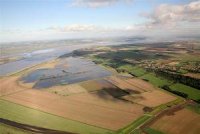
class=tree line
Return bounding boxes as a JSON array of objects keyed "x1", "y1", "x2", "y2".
[{"x1": 148, "y1": 68, "x2": 200, "y2": 90}]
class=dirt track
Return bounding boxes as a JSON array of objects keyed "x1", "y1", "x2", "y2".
[{"x1": 0, "y1": 118, "x2": 75, "y2": 134}]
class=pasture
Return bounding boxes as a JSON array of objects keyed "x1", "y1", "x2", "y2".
[
  {"x1": 140, "y1": 73, "x2": 173, "y2": 87},
  {"x1": 117, "y1": 65, "x2": 147, "y2": 77},
  {"x1": 169, "y1": 83, "x2": 200, "y2": 101}
]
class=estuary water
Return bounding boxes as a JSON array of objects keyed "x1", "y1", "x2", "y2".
[{"x1": 0, "y1": 48, "x2": 68, "y2": 76}]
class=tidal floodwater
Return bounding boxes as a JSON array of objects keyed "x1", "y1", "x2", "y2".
[
  {"x1": 0, "y1": 37, "x2": 146, "y2": 76},
  {"x1": 21, "y1": 57, "x2": 112, "y2": 88},
  {"x1": 0, "y1": 48, "x2": 69, "y2": 76}
]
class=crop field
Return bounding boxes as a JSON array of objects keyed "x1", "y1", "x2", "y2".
[
  {"x1": 0, "y1": 99, "x2": 111, "y2": 134},
  {"x1": 2, "y1": 88, "x2": 144, "y2": 130},
  {"x1": 149, "y1": 108, "x2": 200, "y2": 134},
  {"x1": 66, "y1": 91, "x2": 144, "y2": 114}
]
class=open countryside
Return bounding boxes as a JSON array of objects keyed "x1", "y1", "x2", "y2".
[{"x1": 1, "y1": 0, "x2": 200, "y2": 134}]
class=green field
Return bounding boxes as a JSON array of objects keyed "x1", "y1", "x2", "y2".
[
  {"x1": 0, "y1": 99, "x2": 113, "y2": 134},
  {"x1": 0, "y1": 123, "x2": 29, "y2": 134},
  {"x1": 117, "y1": 65, "x2": 146, "y2": 77},
  {"x1": 169, "y1": 83, "x2": 200, "y2": 101},
  {"x1": 140, "y1": 73, "x2": 173, "y2": 87}
]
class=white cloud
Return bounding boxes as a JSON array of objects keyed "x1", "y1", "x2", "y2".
[
  {"x1": 47, "y1": 24, "x2": 98, "y2": 32},
  {"x1": 130, "y1": 0, "x2": 200, "y2": 39},
  {"x1": 46, "y1": 24, "x2": 116, "y2": 33},
  {"x1": 143, "y1": 0, "x2": 200, "y2": 26},
  {"x1": 71, "y1": 0, "x2": 132, "y2": 8}
]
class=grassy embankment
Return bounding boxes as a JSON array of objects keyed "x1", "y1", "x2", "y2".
[
  {"x1": 0, "y1": 124, "x2": 29, "y2": 134},
  {"x1": 0, "y1": 99, "x2": 113, "y2": 134}
]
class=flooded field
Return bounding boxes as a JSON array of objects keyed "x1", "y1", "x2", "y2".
[{"x1": 21, "y1": 57, "x2": 112, "y2": 88}]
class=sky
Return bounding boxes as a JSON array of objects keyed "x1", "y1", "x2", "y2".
[{"x1": 0, "y1": 0, "x2": 200, "y2": 42}]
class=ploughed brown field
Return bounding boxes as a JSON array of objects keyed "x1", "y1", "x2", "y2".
[
  {"x1": 106, "y1": 76, "x2": 146, "y2": 92},
  {"x1": 131, "y1": 90, "x2": 176, "y2": 107},
  {"x1": 150, "y1": 108, "x2": 200, "y2": 134},
  {"x1": 106, "y1": 76, "x2": 176, "y2": 107},
  {"x1": 125, "y1": 78, "x2": 156, "y2": 92}
]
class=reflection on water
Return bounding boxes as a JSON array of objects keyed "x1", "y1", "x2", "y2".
[
  {"x1": 21, "y1": 57, "x2": 112, "y2": 88},
  {"x1": 0, "y1": 48, "x2": 69, "y2": 76}
]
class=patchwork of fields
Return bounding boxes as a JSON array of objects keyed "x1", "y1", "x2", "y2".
[
  {"x1": 0, "y1": 69, "x2": 177, "y2": 133},
  {"x1": 1, "y1": 42, "x2": 200, "y2": 134}
]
